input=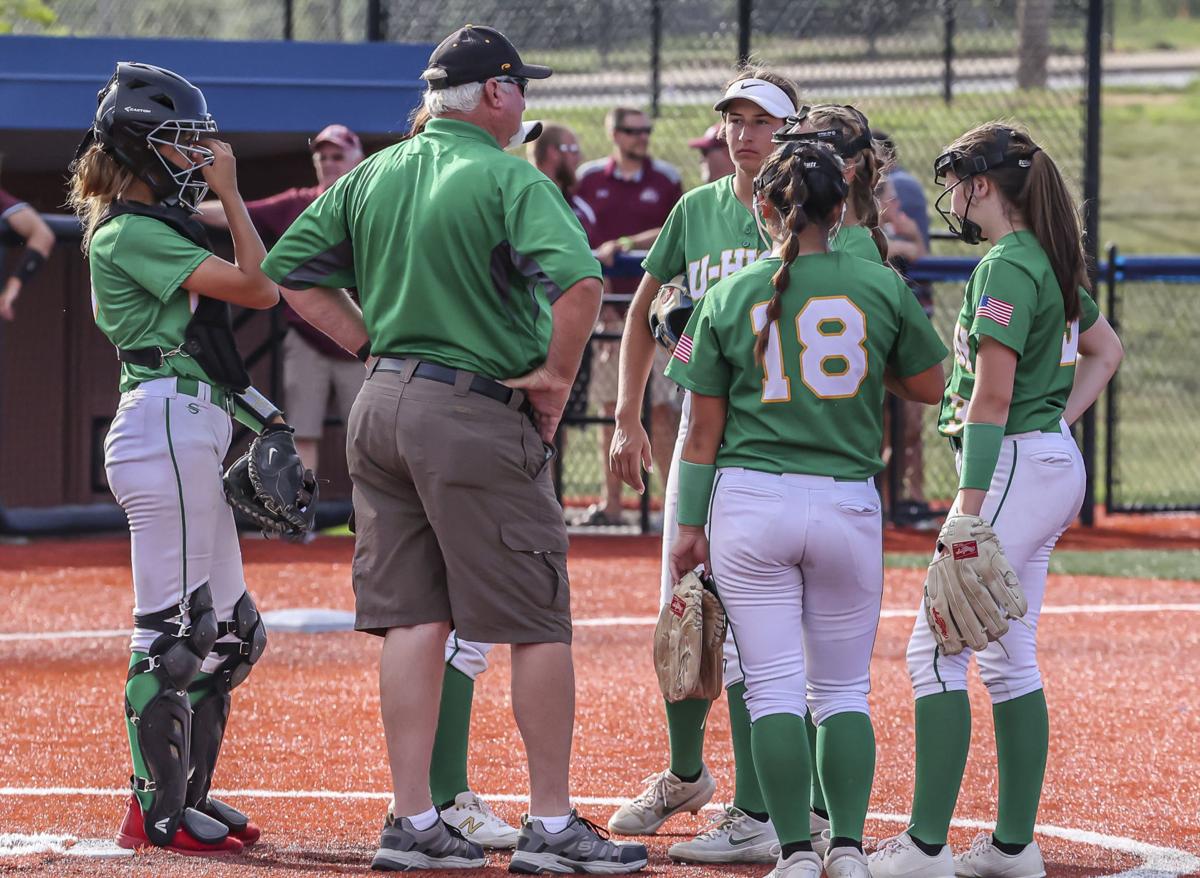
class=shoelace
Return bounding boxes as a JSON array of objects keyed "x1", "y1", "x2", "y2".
[
  {"x1": 694, "y1": 806, "x2": 742, "y2": 840},
  {"x1": 460, "y1": 794, "x2": 497, "y2": 818},
  {"x1": 963, "y1": 832, "x2": 992, "y2": 857},
  {"x1": 571, "y1": 812, "x2": 613, "y2": 842},
  {"x1": 873, "y1": 834, "x2": 910, "y2": 857},
  {"x1": 627, "y1": 772, "x2": 672, "y2": 813}
]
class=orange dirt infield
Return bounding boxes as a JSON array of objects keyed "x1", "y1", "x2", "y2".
[{"x1": 1, "y1": 528, "x2": 1198, "y2": 876}]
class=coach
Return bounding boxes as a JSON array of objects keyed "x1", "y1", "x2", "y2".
[{"x1": 261, "y1": 25, "x2": 644, "y2": 873}]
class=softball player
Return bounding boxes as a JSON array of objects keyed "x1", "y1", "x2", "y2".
[
  {"x1": 868, "y1": 124, "x2": 1123, "y2": 878},
  {"x1": 667, "y1": 139, "x2": 947, "y2": 878},
  {"x1": 607, "y1": 68, "x2": 803, "y2": 864},
  {"x1": 68, "y1": 62, "x2": 280, "y2": 855},
  {"x1": 775, "y1": 103, "x2": 889, "y2": 265}
]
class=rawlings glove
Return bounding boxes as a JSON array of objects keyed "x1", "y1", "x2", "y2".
[
  {"x1": 223, "y1": 424, "x2": 318, "y2": 539},
  {"x1": 654, "y1": 571, "x2": 726, "y2": 702},
  {"x1": 923, "y1": 514, "x2": 1027, "y2": 656}
]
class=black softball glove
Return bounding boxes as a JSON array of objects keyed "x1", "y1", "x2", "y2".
[{"x1": 223, "y1": 424, "x2": 318, "y2": 539}]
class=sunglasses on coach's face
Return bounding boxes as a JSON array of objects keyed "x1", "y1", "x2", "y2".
[
  {"x1": 557, "y1": 143, "x2": 581, "y2": 153},
  {"x1": 494, "y1": 75, "x2": 528, "y2": 95},
  {"x1": 617, "y1": 126, "x2": 653, "y2": 136}
]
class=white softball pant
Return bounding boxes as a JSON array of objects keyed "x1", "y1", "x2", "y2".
[
  {"x1": 907, "y1": 423, "x2": 1086, "y2": 704},
  {"x1": 662, "y1": 393, "x2": 745, "y2": 688},
  {"x1": 104, "y1": 377, "x2": 249, "y2": 667},
  {"x1": 707, "y1": 467, "x2": 885, "y2": 724}
]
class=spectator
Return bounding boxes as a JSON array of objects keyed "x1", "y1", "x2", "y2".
[
  {"x1": 198, "y1": 125, "x2": 366, "y2": 475},
  {"x1": 689, "y1": 123, "x2": 735, "y2": 184},
  {"x1": 573, "y1": 107, "x2": 684, "y2": 527},
  {"x1": 0, "y1": 188, "x2": 55, "y2": 321},
  {"x1": 528, "y1": 122, "x2": 595, "y2": 237}
]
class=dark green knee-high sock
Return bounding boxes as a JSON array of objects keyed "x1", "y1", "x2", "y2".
[
  {"x1": 750, "y1": 712, "x2": 811, "y2": 846},
  {"x1": 806, "y1": 712, "x2": 826, "y2": 815},
  {"x1": 664, "y1": 697, "x2": 710, "y2": 779},
  {"x1": 429, "y1": 665, "x2": 474, "y2": 806},
  {"x1": 909, "y1": 691, "x2": 971, "y2": 846},
  {"x1": 727, "y1": 682, "x2": 767, "y2": 815},
  {"x1": 817, "y1": 711, "x2": 875, "y2": 841},
  {"x1": 993, "y1": 690, "x2": 1048, "y2": 846}
]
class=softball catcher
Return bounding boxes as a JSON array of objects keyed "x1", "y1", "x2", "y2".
[{"x1": 69, "y1": 62, "x2": 314, "y2": 855}]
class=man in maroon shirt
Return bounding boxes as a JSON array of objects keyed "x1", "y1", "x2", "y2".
[
  {"x1": 0, "y1": 187, "x2": 56, "y2": 322},
  {"x1": 573, "y1": 108, "x2": 683, "y2": 527},
  {"x1": 198, "y1": 124, "x2": 364, "y2": 475},
  {"x1": 527, "y1": 122, "x2": 595, "y2": 238}
]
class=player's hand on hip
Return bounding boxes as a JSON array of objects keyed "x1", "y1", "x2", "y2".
[
  {"x1": 670, "y1": 525, "x2": 709, "y2": 583},
  {"x1": 609, "y1": 417, "x2": 653, "y2": 494},
  {"x1": 504, "y1": 365, "x2": 572, "y2": 443},
  {"x1": 199, "y1": 139, "x2": 239, "y2": 199}
]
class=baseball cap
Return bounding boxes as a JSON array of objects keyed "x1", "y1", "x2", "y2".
[
  {"x1": 421, "y1": 24, "x2": 552, "y2": 90},
  {"x1": 713, "y1": 78, "x2": 797, "y2": 120},
  {"x1": 688, "y1": 123, "x2": 724, "y2": 151},
  {"x1": 311, "y1": 124, "x2": 362, "y2": 154}
]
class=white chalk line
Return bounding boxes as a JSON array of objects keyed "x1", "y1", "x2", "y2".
[
  {"x1": 0, "y1": 788, "x2": 1196, "y2": 874},
  {"x1": 3, "y1": 602, "x2": 1200, "y2": 643}
]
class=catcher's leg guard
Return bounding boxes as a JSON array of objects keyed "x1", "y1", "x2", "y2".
[
  {"x1": 185, "y1": 591, "x2": 266, "y2": 844},
  {"x1": 123, "y1": 584, "x2": 223, "y2": 848}
]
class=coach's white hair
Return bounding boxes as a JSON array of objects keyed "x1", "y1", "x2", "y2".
[{"x1": 423, "y1": 81, "x2": 484, "y2": 117}]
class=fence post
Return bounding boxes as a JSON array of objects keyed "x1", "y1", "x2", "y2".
[
  {"x1": 367, "y1": 0, "x2": 386, "y2": 42},
  {"x1": 942, "y1": 0, "x2": 955, "y2": 104},
  {"x1": 737, "y1": 0, "x2": 753, "y2": 66},
  {"x1": 1103, "y1": 244, "x2": 1119, "y2": 515},
  {"x1": 650, "y1": 0, "x2": 663, "y2": 118},
  {"x1": 1079, "y1": 0, "x2": 1104, "y2": 526},
  {"x1": 283, "y1": 0, "x2": 293, "y2": 39}
]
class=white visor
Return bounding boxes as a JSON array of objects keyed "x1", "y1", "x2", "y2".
[{"x1": 713, "y1": 78, "x2": 796, "y2": 121}]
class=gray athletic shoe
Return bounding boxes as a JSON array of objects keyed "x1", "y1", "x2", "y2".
[
  {"x1": 371, "y1": 811, "x2": 487, "y2": 871},
  {"x1": 509, "y1": 811, "x2": 649, "y2": 874}
]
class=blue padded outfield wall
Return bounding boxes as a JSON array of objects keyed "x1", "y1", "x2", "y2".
[{"x1": 0, "y1": 35, "x2": 434, "y2": 136}]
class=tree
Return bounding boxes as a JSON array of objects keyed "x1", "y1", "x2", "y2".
[
  {"x1": 1016, "y1": 0, "x2": 1052, "y2": 89},
  {"x1": 0, "y1": 0, "x2": 57, "y2": 34}
]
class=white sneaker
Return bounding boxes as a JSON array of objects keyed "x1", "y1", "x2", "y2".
[
  {"x1": 811, "y1": 814, "x2": 831, "y2": 856},
  {"x1": 868, "y1": 832, "x2": 955, "y2": 878},
  {"x1": 764, "y1": 849, "x2": 823, "y2": 877},
  {"x1": 437, "y1": 791, "x2": 520, "y2": 849},
  {"x1": 825, "y1": 844, "x2": 870, "y2": 878},
  {"x1": 606, "y1": 766, "x2": 716, "y2": 835},
  {"x1": 667, "y1": 804, "x2": 779, "y2": 864},
  {"x1": 953, "y1": 833, "x2": 1046, "y2": 878}
]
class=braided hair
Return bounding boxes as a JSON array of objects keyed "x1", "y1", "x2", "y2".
[{"x1": 752, "y1": 141, "x2": 849, "y2": 365}]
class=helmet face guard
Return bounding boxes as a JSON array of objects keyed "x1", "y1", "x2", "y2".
[
  {"x1": 649, "y1": 278, "x2": 694, "y2": 351},
  {"x1": 146, "y1": 117, "x2": 218, "y2": 211},
  {"x1": 932, "y1": 129, "x2": 1035, "y2": 245}
]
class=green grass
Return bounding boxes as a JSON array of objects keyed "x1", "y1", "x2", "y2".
[{"x1": 887, "y1": 549, "x2": 1200, "y2": 579}]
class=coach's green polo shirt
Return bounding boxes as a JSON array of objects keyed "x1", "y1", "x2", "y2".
[{"x1": 262, "y1": 118, "x2": 602, "y2": 380}]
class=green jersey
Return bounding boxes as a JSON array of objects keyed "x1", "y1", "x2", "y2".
[
  {"x1": 666, "y1": 253, "x2": 947, "y2": 479},
  {"x1": 642, "y1": 175, "x2": 770, "y2": 297},
  {"x1": 89, "y1": 214, "x2": 215, "y2": 393},
  {"x1": 831, "y1": 224, "x2": 883, "y2": 264},
  {"x1": 262, "y1": 118, "x2": 601, "y2": 381},
  {"x1": 939, "y1": 230, "x2": 1101, "y2": 437}
]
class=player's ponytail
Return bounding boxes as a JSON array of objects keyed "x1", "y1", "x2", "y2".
[
  {"x1": 752, "y1": 141, "x2": 848, "y2": 365},
  {"x1": 946, "y1": 123, "x2": 1085, "y2": 321},
  {"x1": 804, "y1": 104, "x2": 889, "y2": 261},
  {"x1": 67, "y1": 142, "x2": 135, "y2": 254}
]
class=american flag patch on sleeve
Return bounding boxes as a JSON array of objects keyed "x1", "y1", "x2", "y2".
[
  {"x1": 673, "y1": 333, "x2": 694, "y2": 364},
  {"x1": 978, "y1": 295, "x2": 1014, "y2": 327}
]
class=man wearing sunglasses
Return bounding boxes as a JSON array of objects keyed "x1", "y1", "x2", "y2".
[
  {"x1": 528, "y1": 123, "x2": 595, "y2": 239},
  {"x1": 574, "y1": 107, "x2": 684, "y2": 527}
]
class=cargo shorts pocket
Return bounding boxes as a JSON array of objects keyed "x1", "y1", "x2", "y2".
[
  {"x1": 500, "y1": 520, "x2": 570, "y2": 611},
  {"x1": 520, "y1": 416, "x2": 557, "y2": 480}
]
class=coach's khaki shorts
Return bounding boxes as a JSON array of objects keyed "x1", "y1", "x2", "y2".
[
  {"x1": 283, "y1": 331, "x2": 366, "y2": 438},
  {"x1": 346, "y1": 364, "x2": 571, "y2": 644}
]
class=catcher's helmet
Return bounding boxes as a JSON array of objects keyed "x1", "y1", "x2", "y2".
[
  {"x1": 648, "y1": 275, "x2": 693, "y2": 351},
  {"x1": 79, "y1": 62, "x2": 218, "y2": 212}
]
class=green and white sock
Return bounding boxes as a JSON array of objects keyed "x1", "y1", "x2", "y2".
[
  {"x1": 993, "y1": 689, "x2": 1048, "y2": 846},
  {"x1": 909, "y1": 691, "x2": 971, "y2": 846},
  {"x1": 817, "y1": 711, "x2": 874, "y2": 842},
  {"x1": 429, "y1": 665, "x2": 474, "y2": 807}
]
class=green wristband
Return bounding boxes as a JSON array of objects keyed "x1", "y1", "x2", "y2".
[
  {"x1": 959, "y1": 422, "x2": 1005, "y2": 491},
  {"x1": 677, "y1": 460, "x2": 717, "y2": 527}
]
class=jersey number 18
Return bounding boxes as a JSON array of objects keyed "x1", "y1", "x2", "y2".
[{"x1": 751, "y1": 296, "x2": 868, "y2": 403}]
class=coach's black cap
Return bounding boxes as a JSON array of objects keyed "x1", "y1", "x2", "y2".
[{"x1": 421, "y1": 24, "x2": 552, "y2": 89}]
